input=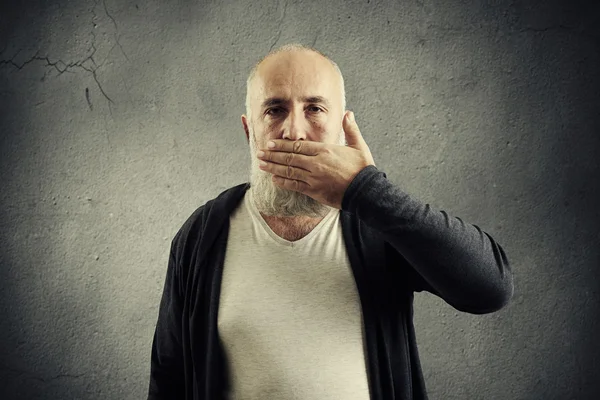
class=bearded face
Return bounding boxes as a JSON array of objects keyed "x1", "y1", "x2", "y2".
[{"x1": 242, "y1": 49, "x2": 346, "y2": 218}]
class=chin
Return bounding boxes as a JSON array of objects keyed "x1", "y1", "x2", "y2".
[{"x1": 249, "y1": 164, "x2": 330, "y2": 218}]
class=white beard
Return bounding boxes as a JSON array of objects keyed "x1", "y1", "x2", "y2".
[{"x1": 248, "y1": 128, "x2": 346, "y2": 218}]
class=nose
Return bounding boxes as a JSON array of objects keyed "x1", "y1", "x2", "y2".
[{"x1": 281, "y1": 107, "x2": 309, "y2": 142}]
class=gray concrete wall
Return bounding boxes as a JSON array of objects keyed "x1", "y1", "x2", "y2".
[{"x1": 1, "y1": 0, "x2": 598, "y2": 399}]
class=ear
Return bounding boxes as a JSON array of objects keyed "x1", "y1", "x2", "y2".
[{"x1": 241, "y1": 115, "x2": 249, "y2": 142}]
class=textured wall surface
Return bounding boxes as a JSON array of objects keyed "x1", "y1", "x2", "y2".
[{"x1": 1, "y1": 0, "x2": 599, "y2": 399}]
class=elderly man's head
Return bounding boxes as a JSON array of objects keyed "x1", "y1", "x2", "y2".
[{"x1": 242, "y1": 44, "x2": 347, "y2": 218}]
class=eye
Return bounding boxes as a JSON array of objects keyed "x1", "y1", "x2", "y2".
[
  {"x1": 266, "y1": 106, "x2": 323, "y2": 116},
  {"x1": 266, "y1": 108, "x2": 282, "y2": 115}
]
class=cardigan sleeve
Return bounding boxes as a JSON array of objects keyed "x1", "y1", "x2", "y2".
[
  {"x1": 342, "y1": 165, "x2": 514, "y2": 314},
  {"x1": 148, "y1": 233, "x2": 186, "y2": 399}
]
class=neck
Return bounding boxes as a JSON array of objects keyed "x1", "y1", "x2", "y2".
[{"x1": 260, "y1": 212, "x2": 326, "y2": 224}]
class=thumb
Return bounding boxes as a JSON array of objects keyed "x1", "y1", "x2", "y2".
[
  {"x1": 344, "y1": 111, "x2": 362, "y2": 147},
  {"x1": 344, "y1": 111, "x2": 376, "y2": 167}
]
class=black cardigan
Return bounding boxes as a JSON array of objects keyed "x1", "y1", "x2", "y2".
[{"x1": 148, "y1": 165, "x2": 514, "y2": 399}]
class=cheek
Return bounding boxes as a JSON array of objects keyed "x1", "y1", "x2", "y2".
[{"x1": 264, "y1": 117, "x2": 329, "y2": 138}]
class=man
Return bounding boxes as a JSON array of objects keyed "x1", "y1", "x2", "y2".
[{"x1": 148, "y1": 43, "x2": 513, "y2": 400}]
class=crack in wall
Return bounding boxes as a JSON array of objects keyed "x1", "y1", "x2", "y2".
[
  {"x1": 268, "y1": 0, "x2": 288, "y2": 53},
  {"x1": 0, "y1": 51, "x2": 114, "y2": 105},
  {"x1": 311, "y1": 27, "x2": 322, "y2": 48},
  {"x1": 85, "y1": 87, "x2": 93, "y2": 110},
  {"x1": 101, "y1": 0, "x2": 130, "y2": 63},
  {"x1": 0, "y1": 0, "x2": 131, "y2": 111}
]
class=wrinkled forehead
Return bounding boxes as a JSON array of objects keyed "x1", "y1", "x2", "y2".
[{"x1": 253, "y1": 52, "x2": 339, "y2": 101}]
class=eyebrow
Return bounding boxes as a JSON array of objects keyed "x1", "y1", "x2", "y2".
[{"x1": 261, "y1": 96, "x2": 331, "y2": 109}]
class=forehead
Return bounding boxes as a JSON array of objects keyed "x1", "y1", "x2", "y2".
[{"x1": 254, "y1": 51, "x2": 338, "y2": 102}]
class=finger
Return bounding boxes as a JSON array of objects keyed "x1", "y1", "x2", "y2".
[
  {"x1": 259, "y1": 150, "x2": 313, "y2": 171},
  {"x1": 259, "y1": 160, "x2": 309, "y2": 183},
  {"x1": 266, "y1": 139, "x2": 323, "y2": 156},
  {"x1": 273, "y1": 175, "x2": 305, "y2": 192}
]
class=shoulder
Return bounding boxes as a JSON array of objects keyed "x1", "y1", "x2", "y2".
[
  {"x1": 170, "y1": 200, "x2": 214, "y2": 257},
  {"x1": 169, "y1": 183, "x2": 249, "y2": 267}
]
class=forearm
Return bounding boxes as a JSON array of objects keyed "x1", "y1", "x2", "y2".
[{"x1": 342, "y1": 165, "x2": 514, "y2": 313}]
